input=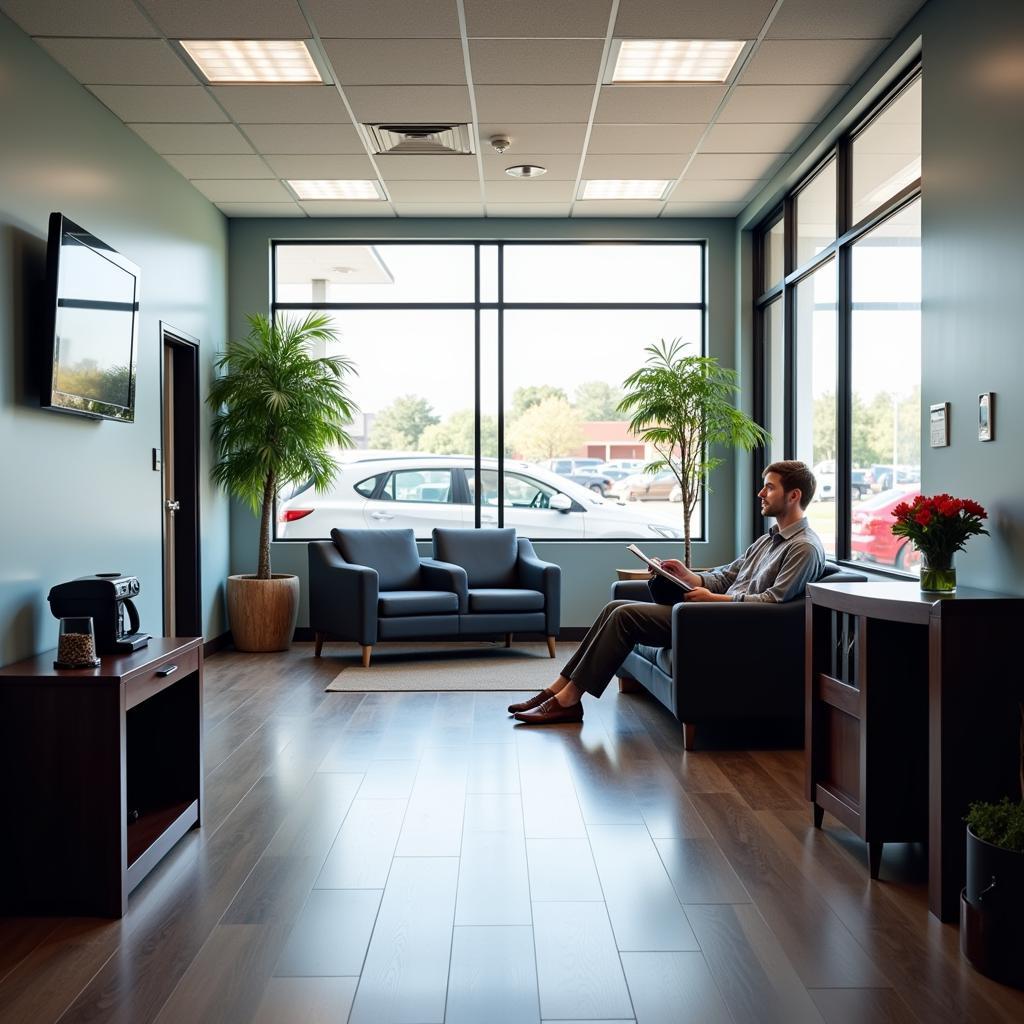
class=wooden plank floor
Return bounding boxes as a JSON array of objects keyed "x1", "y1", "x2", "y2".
[{"x1": 2, "y1": 644, "x2": 1023, "y2": 1024}]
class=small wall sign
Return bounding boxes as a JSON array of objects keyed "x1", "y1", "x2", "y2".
[
  {"x1": 929, "y1": 402, "x2": 950, "y2": 448},
  {"x1": 978, "y1": 392, "x2": 993, "y2": 441}
]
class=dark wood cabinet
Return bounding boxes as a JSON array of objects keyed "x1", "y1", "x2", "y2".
[
  {"x1": 805, "y1": 582, "x2": 1024, "y2": 922},
  {"x1": 0, "y1": 637, "x2": 203, "y2": 917}
]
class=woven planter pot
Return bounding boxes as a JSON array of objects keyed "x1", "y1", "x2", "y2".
[{"x1": 226, "y1": 574, "x2": 300, "y2": 652}]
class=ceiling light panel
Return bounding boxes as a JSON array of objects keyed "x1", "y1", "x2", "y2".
[
  {"x1": 180, "y1": 39, "x2": 323, "y2": 83},
  {"x1": 580, "y1": 179, "x2": 672, "y2": 200},
  {"x1": 287, "y1": 179, "x2": 385, "y2": 200},
  {"x1": 609, "y1": 39, "x2": 747, "y2": 84}
]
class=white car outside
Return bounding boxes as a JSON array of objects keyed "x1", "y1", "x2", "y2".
[{"x1": 277, "y1": 453, "x2": 683, "y2": 541}]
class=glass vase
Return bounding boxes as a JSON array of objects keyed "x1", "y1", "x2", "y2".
[{"x1": 920, "y1": 551, "x2": 956, "y2": 594}]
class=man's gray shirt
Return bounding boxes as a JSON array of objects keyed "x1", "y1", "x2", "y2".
[{"x1": 699, "y1": 518, "x2": 825, "y2": 603}]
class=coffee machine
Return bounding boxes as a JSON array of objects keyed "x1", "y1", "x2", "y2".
[{"x1": 48, "y1": 574, "x2": 151, "y2": 654}]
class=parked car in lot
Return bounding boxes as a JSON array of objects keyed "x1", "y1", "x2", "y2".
[
  {"x1": 277, "y1": 454, "x2": 684, "y2": 540},
  {"x1": 540, "y1": 457, "x2": 604, "y2": 475},
  {"x1": 597, "y1": 459, "x2": 645, "y2": 475},
  {"x1": 868, "y1": 464, "x2": 920, "y2": 492},
  {"x1": 612, "y1": 469, "x2": 679, "y2": 502},
  {"x1": 812, "y1": 460, "x2": 835, "y2": 502},
  {"x1": 851, "y1": 468, "x2": 871, "y2": 500},
  {"x1": 850, "y1": 486, "x2": 921, "y2": 570},
  {"x1": 564, "y1": 471, "x2": 615, "y2": 495}
]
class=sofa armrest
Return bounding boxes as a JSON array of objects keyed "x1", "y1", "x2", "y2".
[
  {"x1": 610, "y1": 579, "x2": 655, "y2": 603},
  {"x1": 307, "y1": 541, "x2": 378, "y2": 644},
  {"x1": 516, "y1": 538, "x2": 561, "y2": 636},
  {"x1": 420, "y1": 558, "x2": 468, "y2": 612}
]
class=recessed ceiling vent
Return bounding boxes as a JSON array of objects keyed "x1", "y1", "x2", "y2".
[{"x1": 363, "y1": 123, "x2": 475, "y2": 155}]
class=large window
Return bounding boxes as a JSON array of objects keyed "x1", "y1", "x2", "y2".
[
  {"x1": 272, "y1": 242, "x2": 706, "y2": 542},
  {"x1": 754, "y1": 67, "x2": 921, "y2": 573}
]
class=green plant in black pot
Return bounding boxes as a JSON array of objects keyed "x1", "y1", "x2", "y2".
[{"x1": 960, "y1": 704, "x2": 1024, "y2": 988}]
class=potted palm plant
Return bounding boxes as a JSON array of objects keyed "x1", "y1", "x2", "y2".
[
  {"x1": 618, "y1": 338, "x2": 767, "y2": 567},
  {"x1": 208, "y1": 312, "x2": 357, "y2": 651}
]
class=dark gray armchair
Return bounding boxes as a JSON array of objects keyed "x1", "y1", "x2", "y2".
[
  {"x1": 611, "y1": 561, "x2": 867, "y2": 749},
  {"x1": 308, "y1": 528, "x2": 463, "y2": 666},
  {"x1": 431, "y1": 527, "x2": 561, "y2": 656}
]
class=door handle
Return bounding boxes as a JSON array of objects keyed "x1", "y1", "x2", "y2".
[
  {"x1": 370, "y1": 511, "x2": 394, "y2": 520},
  {"x1": 165, "y1": 499, "x2": 180, "y2": 515}
]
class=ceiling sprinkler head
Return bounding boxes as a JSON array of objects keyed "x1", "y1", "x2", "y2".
[{"x1": 489, "y1": 135, "x2": 512, "y2": 154}]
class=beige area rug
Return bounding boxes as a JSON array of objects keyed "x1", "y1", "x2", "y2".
[{"x1": 324, "y1": 641, "x2": 574, "y2": 692}]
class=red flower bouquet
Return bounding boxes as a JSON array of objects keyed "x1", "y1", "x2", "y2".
[{"x1": 890, "y1": 493, "x2": 988, "y2": 591}]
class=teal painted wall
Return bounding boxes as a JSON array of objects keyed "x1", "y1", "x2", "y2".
[
  {"x1": 739, "y1": 0, "x2": 1024, "y2": 594},
  {"x1": 0, "y1": 14, "x2": 230, "y2": 664},
  {"x1": 228, "y1": 217, "x2": 739, "y2": 627}
]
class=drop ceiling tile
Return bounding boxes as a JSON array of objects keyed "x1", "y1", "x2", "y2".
[
  {"x1": 138, "y1": 0, "x2": 309, "y2": 38},
  {"x1": 485, "y1": 180, "x2": 576, "y2": 202},
  {"x1": 613, "y1": 0, "x2": 776, "y2": 38},
  {"x1": 211, "y1": 86, "x2": 349, "y2": 124},
  {"x1": 469, "y1": 39, "x2": 604, "y2": 85},
  {"x1": 572, "y1": 200, "x2": 666, "y2": 217},
  {"x1": 393, "y1": 203, "x2": 485, "y2": 217},
  {"x1": 88, "y1": 85, "x2": 226, "y2": 122},
  {"x1": 191, "y1": 179, "x2": 294, "y2": 202},
  {"x1": 669, "y1": 178, "x2": 762, "y2": 202},
  {"x1": 36, "y1": 38, "x2": 196, "y2": 85},
  {"x1": 581, "y1": 154, "x2": 685, "y2": 178},
  {"x1": 718, "y1": 84, "x2": 844, "y2": 123},
  {"x1": 130, "y1": 122, "x2": 254, "y2": 153},
  {"x1": 475, "y1": 86, "x2": 594, "y2": 124},
  {"x1": 323, "y1": 39, "x2": 466, "y2": 86},
  {"x1": 740, "y1": 39, "x2": 885, "y2": 85},
  {"x1": 0, "y1": 0, "x2": 157, "y2": 36},
  {"x1": 594, "y1": 86, "x2": 726, "y2": 124},
  {"x1": 465, "y1": 0, "x2": 612, "y2": 38},
  {"x1": 703, "y1": 121, "x2": 813, "y2": 153},
  {"x1": 264, "y1": 155, "x2": 377, "y2": 178},
  {"x1": 387, "y1": 181, "x2": 484, "y2": 202},
  {"x1": 242, "y1": 123, "x2": 366, "y2": 154},
  {"x1": 165, "y1": 154, "x2": 274, "y2": 178},
  {"x1": 376, "y1": 155, "x2": 480, "y2": 181},
  {"x1": 482, "y1": 153, "x2": 580, "y2": 180},
  {"x1": 768, "y1": 0, "x2": 926, "y2": 39},
  {"x1": 587, "y1": 123, "x2": 703, "y2": 154},
  {"x1": 486, "y1": 204, "x2": 573, "y2": 217},
  {"x1": 304, "y1": 0, "x2": 460, "y2": 38},
  {"x1": 344, "y1": 85, "x2": 472, "y2": 122},
  {"x1": 663, "y1": 201, "x2": 744, "y2": 217},
  {"x1": 298, "y1": 201, "x2": 397, "y2": 217},
  {"x1": 215, "y1": 202, "x2": 305, "y2": 217},
  {"x1": 686, "y1": 152, "x2": 785, "y2": 179},
  {"x1": 478, "y1": 123, "x2": 588, "y2": 153}
]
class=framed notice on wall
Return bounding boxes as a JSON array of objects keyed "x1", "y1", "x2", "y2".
[
  {"x1": 978, "y1": 392, "x2": 993, "y2": 441},
  {"x1": 929, "y1": 402, "x2": 950, "y2": 447}
]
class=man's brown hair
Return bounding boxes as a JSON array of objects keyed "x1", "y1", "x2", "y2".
[{"x1": 763, "y1": 460, "x2": 816, "y2": 509}]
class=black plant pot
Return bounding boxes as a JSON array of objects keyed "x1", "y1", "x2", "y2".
[{"x1": 960, "y1": 826, "x2": 1024, "y2": 988}]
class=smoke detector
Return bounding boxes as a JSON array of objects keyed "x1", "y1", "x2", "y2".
[
  {"x1": 505, "y1": 164, "x2": 547, "y2": 178},
  {"x1": 489, "y1": 135, "x2": 512, "y2": 155}
]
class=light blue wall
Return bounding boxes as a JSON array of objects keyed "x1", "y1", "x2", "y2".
[
  {"x1": 738, "y1": 0, "x2": 1024, "y2": 594},
  {"x1": 0, "y1": 13, "x2": 230, "y2": 664},
  {"x1": 228, "y1": 217, "x2": 739, "y2": 627}
]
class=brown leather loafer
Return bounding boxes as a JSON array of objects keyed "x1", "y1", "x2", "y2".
[
  {"x1": 514, "y1": 697, "x2": 584, "y2": 725},
  {"x1": 508, "y1": 689, "x2": 554, "y2": 714}
]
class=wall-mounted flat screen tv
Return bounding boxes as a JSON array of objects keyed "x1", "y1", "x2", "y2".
[{"x1": 42, "y1": 212, "x2": 140, "y2": 422}]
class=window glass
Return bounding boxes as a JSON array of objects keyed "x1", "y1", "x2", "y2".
[
  {"x1": 850, "y1": 198, "x2": 921, "y2": 574},
  {"x1": 503, "y1": 244, "x2": 702, "y2": 304},
  {"x1": 763, "y1": 297, "x2": 785, "y2": 464},
  {"x1": 794, "y1": 260, "x2": 838, "y2": 556},
  {"x1": 354, "y1": 475, "x2": 379, "y2": 498},
  {"x1": 275, "y1": 244, "x2": 474, "y2": 304},
  {"x1": 387, "y1": 469, "x2": 453, "y2": 504},
  {"x1": 764, "y1": 218, "x2": 785, "y2": 289},
  {"x1": 479, "y1": 244, "x2": 498, "y2": 302},
  {"x1": 795, "y1": 159, "x2": 836, "y2": 268},
  {"x1": 852, "y1": 77, "x2": 921, "y2": 227},
  {"x1": 469, "y1": 470, "x2": 557, "y2": 509}
]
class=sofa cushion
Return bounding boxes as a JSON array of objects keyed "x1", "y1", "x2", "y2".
[
  {"x1": 433, "y1": 527, "x2": 518, "y2": 587},
  {"x1": 634, "y1": 642, "x2": 673, "y2": 676},
  {"x1": 378, "y1": 590, "x2": 459, "y2": 616},
  {"x1": 332, "y1": 528, "x2": 422, "y2": 590},
  {"x1": 468, "y1": 588, "x2": 545, "y2": 613}
]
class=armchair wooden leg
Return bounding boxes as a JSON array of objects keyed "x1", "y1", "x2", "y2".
[
  {"x1": 361, "y1": 645, "x2": 372, "y2": 668},
  {"x1": 682, "y1": 722, "x2": 696, "y2": 750},
  {"x1": 314, "y1": 632, "x2": 325, "y2": 658},
  {"x1": 546, "y1": 636, "x2": 556, "y2": 658},
  {"x1": 618, "y1": 674, "x2": 641, "y2": 694},
  {"x1": 505, "y1": 633, "x2": 512, "y2": 648}
]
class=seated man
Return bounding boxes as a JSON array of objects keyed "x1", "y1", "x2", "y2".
[{"x1": 510, "y1": 460, "x2": 825, "y2": 724}]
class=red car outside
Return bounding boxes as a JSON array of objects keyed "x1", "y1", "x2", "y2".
[{"x1": 850, "y1": 487, "x2": 921, "y2": 571}]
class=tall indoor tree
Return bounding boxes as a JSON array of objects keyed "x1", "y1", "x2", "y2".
[{"x1": 619, "y1": 338, "x2": 767, "y2": 567}]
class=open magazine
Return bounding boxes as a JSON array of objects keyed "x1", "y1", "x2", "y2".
[{"x1": 627, "y1": 544, "x2": 694, "y2": 591}]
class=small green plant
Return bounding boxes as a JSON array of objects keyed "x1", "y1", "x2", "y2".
[{"x1": 966, "y1": 798, "x2": 1024, "y2": 854}]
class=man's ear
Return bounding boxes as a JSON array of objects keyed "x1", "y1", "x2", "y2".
[{"x1": 789, "y1": 488, "x2": 802, "y2": 507}]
